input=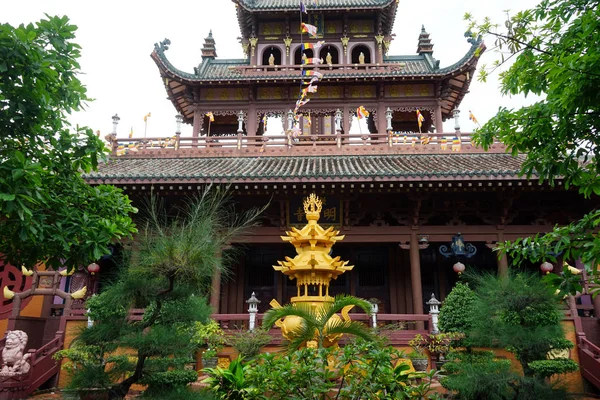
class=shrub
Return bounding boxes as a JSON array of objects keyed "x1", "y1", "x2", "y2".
[
  {"x1": 226, "y1": 329, "x2": 272, "y2": 359},
  {"x1": 441, "y1": 351, "x2": 517, "y2": 400},
  {"x1": 240, "y1": 339, "x2": 441, "y2": 400},
  {"x1": 142, "y1": 369, "x2": 199, "y2": 396},
  {"x1": 438, "y1": 281, "x2": 477, "y2": 334}
]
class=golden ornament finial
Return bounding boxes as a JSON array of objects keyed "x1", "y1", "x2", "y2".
[{"x1": 303, "y1": 193, "x2": 322, "y2": 215}]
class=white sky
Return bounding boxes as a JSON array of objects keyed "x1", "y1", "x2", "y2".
[{"x1": 3, "y1": 0, "x2": 541, "y2": 138}]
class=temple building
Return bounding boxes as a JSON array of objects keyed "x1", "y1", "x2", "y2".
[
  {"x1": 2, "y1": 2, "x2": 599, "y2": 396},
  {"x1": 89, "y1": 0, "x2": 597, "y2": 319}
]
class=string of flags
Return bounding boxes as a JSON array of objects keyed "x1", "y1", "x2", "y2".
[
  {"x1": 292, "y1": 2, "x2": 325, "y2": 119},
  {"x1": 469, "y1": 110, "x2": 480, "y2": 128},
  {"x1": 115, "y1": 135, "x2": 179, "y2": 156}
]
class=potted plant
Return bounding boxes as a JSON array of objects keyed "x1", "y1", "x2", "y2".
[
  {"x1": 191, "y1": 320, "x2": 225, "y2": 369},
  {"x1": 408, "y1": 332, "x2": 463, "y2": 371},
  {"x1": 407, "y1": 335, "x2": 430, "y2": 372}
]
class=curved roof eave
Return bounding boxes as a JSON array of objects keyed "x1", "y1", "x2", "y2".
[
  {"x1": 233, "y1": 0, "x2": 397, "y2": 12},
  {"x1": 151, "y1": 38, "x2": 485, "y2": 84}
]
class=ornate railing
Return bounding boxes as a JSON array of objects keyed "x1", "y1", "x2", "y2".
[
  {"x1": 0, "y1": 331, "x2": 63, "y2": 400},
  {"x1": 574, "y1": 316, "x2": 600, "y2": 390},
  {"x1": 109, "y1": 132, "x2": 506, "y2": 157},
  {"x1": 211, "y1": 313, "x2": 432, "y2": 346}
]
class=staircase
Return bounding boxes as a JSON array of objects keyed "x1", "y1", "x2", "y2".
[
  {"x1": 0, "y1": 331, "x2": 63, "y2": 400},
  {"x1": 575, "y1": 317, "x2": 600, "y2": 391}
]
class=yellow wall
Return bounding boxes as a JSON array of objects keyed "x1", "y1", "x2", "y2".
[{"x1": 0, "y1": 294, "x2": 46, "y2": 339}]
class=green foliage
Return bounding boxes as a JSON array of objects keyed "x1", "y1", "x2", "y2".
[
  {"x1": 466, "y1": 271, "x2": 576, "y2": 380},
  {"x1": 408, "y1": 333, "x2": 463, "y2": 359},
  {"x1": 438, "y1": 282, "x2": 477, "y2": 334},
  {"x1": 466, "y1": 0, "x2": 600, "y2": 290},
  {"x1": 141, "y1": 369, "x2": 198, "y2": 397},
  {"x1": 226, "y1": 329, "x2": 272, "y2": 359},
  {"x1": 53, "y1": 344, "x2": 130, "y2": 390},
  {"x1": 237, "y1": 339, "x2": 441, "y2": 400},
  {"x1": 202, "y1": 357, "x2": 254, "y2": 400},
  {"x1": 441, "y1": 351, "x2": 517, "y2": 400},
  {"x1": 0, "y1": 16, "x2": 137, "y2": 270},
  {"x1": 65, "y1": 189, "x2": 265, "y2": 398},
  {"x1": 528, "y1": 358, "x2": 579, "y2": 379},
  {"x1": 262, "y1": 294, "x2": 375, "y2": 351}
]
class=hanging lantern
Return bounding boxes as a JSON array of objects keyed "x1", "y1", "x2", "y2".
[
  {"x1": 453, "y1": 261, "x2": 465, "y2": 274},
  {"x1": 540, "y1": 261, "x2": 554, "y2": 274},
  {"x1": 87, "y1": 263, "x2": 100, "y2": 275}
]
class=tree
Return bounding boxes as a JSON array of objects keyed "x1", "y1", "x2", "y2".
[
  {"x1": 262, "y1": 294, "x2": 375, "y2": 351},
  {"x1": 71, "y1": 189, "x2": 265, "y2": 399},
  {"x1": 467, "y1": 273, "x2": 577, "y2": 389},
  {"x1": 0, "y1": 16, "x2": 137, "y2": 271},
  {"x1": 467, "y1": 0, "x2": 600, "y2": 285},
  {"x1": 438, "y1": 281, "x2": 477, "y2": 334}
]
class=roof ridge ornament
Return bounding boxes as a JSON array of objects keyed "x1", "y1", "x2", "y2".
[{"x1": 154, "y1": 38, "x2": 171, "y2": 53}]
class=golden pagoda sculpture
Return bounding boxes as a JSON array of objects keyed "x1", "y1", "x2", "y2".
[{"x1": 270, "y1": 193, "x2": 354, "y2": 345}]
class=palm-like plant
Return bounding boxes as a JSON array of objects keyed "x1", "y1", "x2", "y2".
[{"x1": 262, "y1": 294, "x2": 375, "y2": 351}]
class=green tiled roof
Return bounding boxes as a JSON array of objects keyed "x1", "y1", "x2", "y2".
[
  {"x1": 236, "y1": 0, "x2": 395, "y2": 10},
  {"x1": 85, "y1": 153, "x2": 528, "y2": 184},
  {"x1": 152, "y1": 40, "x2": 482, "y2": 82}
]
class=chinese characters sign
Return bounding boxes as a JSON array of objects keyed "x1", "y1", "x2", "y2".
[{"x1": 288, "y1": 195, "x2": 342, "y2": 227}]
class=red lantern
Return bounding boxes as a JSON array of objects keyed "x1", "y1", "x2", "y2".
[
  {"x1": 87, "y1": 262, "x2": 100, "y2": 275},
  {"x1": 540, "y1": 261, "x2": 553, "y2": 274},
  {"x1": 453, "y1": 261, "x2": 465, "y2": 274}
]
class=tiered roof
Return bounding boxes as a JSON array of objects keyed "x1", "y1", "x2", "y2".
[
  {"x1": 151, "y1": 36, "x2": 484, "y2": 124},
  {"x1": 233, "y1": 0, "x2": 399, "y2": 37},
  {"x1": 86, "y1": 153, "x2": 528, "y2": 184}
]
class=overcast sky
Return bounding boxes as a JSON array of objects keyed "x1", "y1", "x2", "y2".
[{"x1": 4, "y1": 0, "x2": 541, "y2": 138}]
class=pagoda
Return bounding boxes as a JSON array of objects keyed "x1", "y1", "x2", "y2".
[
  {"x1": 86, "y1": 0, "x2": 598, "y2": 328},
  {"x1": 271, "y1": 193, "x2": 354, "y2": 345}
]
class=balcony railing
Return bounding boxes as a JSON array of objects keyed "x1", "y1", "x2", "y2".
[
  {"x1": 109, "y1": 132, "x2": 506, "y2": 157},
  {"x1": 229, "y1": 62, "x2": 403, "y2": 76}
]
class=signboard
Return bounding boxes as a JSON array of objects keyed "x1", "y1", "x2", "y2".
[{"x1": 287, "y1": 195, "x2": 342, "y2": 227}]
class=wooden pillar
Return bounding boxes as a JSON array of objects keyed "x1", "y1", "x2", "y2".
[
  {"x1": 210, "y1": 250, "x2": 222, "y2": 312},
  {"x1": 377, "y1": 101, "x2": 386, "y2": 134},
  {"x1": 434, "y1": 102, "x2": 443, "y2": 133},
  {"x1": 343, "y1": 105, "x2": 350, "y2": 135},
  {"x1": 192, "y1": 106, "x2": 203, "y2": 137},
  {"x1": 247, "y1": 103, "x2": 257, "y2": 136},
  {"x1": 409, "y1": 232, "x2": 424, "y2": 328}
]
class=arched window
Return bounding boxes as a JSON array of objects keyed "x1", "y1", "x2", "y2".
[
  {"x1": 319, "y1": 45, "x2": 339, "y2": 65},
  {"x1": 351, "y1": 45, "x2": 371, "y2": 64},
  {"x1": 262, "y1": 47, "x2": 282, "y2": 66},
  {"x1": 294, "y1": 47, "x2": 314, "y2": 65}
]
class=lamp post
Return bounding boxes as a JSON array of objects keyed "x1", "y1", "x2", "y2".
[
  {"x1": 246, "y1": 292, "x2": 261, "y2": 331},
  {"x1": 427, "y1": 293, "x2": 441, "y2": 334},
  {"x1": 440, "y1": 233, "x2": 476, "y2": 274},
  {"x1": 237, "y1": 110, "x2": 245, "y2": 134},
  {"x1": 175, "y1": 114, "x2": 183, "y2": 134},
  {"x1": 112, "y1": 114, "x2": 120, "y2": 134},
  {"x1": 370, "y1": 300, "x2": 379, "y2": 328}
]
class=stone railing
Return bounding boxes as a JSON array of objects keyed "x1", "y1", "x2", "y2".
[{"x1": 108, "y1": 132, "x2": 506, "y2": 158}]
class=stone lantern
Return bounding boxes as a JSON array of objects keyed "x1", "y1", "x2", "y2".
[
  {"x1": 427, "y1": 293, "x2": 442, "y2": 334},
  {"x1": 246, "y1": 292, "x2": 261, "y2": 331}
]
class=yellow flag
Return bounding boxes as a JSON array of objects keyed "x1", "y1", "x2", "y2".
[{"x1": 143, "y1": 112, "x2": 151, "y2": 122}]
